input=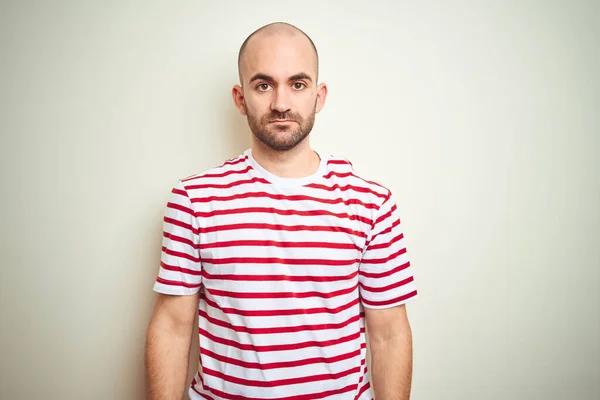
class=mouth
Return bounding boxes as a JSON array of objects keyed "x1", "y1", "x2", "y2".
[{"x1": 269, "y1": 120, "x2": 296, "y2": 124}]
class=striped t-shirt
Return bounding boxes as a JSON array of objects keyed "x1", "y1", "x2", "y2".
[{"x1": 153, "y1": 148, "x2": 418, "y2": 400}]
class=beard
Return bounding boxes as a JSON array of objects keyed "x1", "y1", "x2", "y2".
[{"x1": 246, "y1": 101, "x2": 317, "y2": 151}]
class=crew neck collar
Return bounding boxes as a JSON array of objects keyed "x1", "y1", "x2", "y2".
[{"x1": 245, "y1": 148, "x2": 329, "y2": 187}]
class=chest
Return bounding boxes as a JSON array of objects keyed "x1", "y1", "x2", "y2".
[{"x1": 195, "y1": 192, "x2": 370, "y2": 285}]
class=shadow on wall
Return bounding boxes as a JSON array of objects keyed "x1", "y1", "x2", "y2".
[{"x1": 222, "y1": 79, "x2": 252, "y2": 158}]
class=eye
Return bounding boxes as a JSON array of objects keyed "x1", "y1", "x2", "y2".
[
  {"x1": 292, "y1": 82, "x2": 306, "y2": 90},
  {"x1": 256, "y1": 83, "x2": 271, "y2": 92}
]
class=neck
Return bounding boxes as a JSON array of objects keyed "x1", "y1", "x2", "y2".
[{"x1": 250, "y1": 137, "x2": 321, "y2": 179}]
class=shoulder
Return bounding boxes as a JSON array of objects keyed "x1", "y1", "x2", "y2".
[
  {"x1": 324, "y1": 153, "x2": 392, "y2": 204},
  {"x1": 177, "y1": 152, "x2": 250, "y2": 188}
]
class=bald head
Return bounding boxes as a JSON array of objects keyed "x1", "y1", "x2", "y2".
[{"x1": 237, "y1": 22, "x2": 319, "y2": 84}]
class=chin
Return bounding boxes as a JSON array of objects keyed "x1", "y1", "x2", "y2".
[{"x1": 268, "y1": 129, "x2": 296, "y2": 139}]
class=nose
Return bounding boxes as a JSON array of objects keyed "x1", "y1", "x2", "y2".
[{"x1": 271, "y1": 86, "x2": 291, "y2": 113}]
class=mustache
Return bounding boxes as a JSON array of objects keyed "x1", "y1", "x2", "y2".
[{"x1": 263, "y1": 111, "x2": 302, "y2": 122}]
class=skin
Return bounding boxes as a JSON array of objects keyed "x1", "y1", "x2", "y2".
[
  {"x1": 366, "y1": 304, "x2": 414, "y2": 399},
  {"x1": 145, "y1": 22, "x2": 413, "y2": 400},
  {"x1": 145, "y1": 292, "x2": 198, "y2": 400}
]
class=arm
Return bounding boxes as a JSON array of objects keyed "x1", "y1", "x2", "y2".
[
  {"x1": 364, "y1": 304, "x2": 413, "y2": 400},
  {"x1": 147, "y1": 179, "x2": 203, "y2": 399},
  {"x1": 145, "y1": 292, "x2": 199, "y2": 400},
  {"x1": 358, "y1": 191, "x2": 418, "y2": 399}
]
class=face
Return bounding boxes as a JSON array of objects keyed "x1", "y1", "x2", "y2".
[{"x1": 233, "y1": 33, "x2": 327, "y2": 152}]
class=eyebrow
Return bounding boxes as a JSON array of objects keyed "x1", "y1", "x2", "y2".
[
  {"x1": 249, "y1": 73, "x2": 274, "y2": 84},
  {"x1": 248, "y1": 72, "x2": 313, "y2": 84},
  {"x1": 289, "y1": 73, "x2": 313, "y2": 83}
]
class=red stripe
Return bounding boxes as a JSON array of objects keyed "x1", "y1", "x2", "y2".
[
  {"x1": 366, "y1": 232, "x2": 403, "y2": 251},
  {"x1": 202, "y1": 256, "x2": 360, "y2": 266},
  {"x1": 327, "y1": 159, "x2": 353, "y2": 166},
  {"x1": 305, "y1": 183, "x2": 387, "y2": 199},
  {"x1": 327, "y1": 159, "x2": 352, "y2": 165},
  {"x1": 203, "y1": 296, "x2": 360, "y2": 317},
  {"x1": 367, "y1": 219, "x2": 400, "y2": 246},
  {"x1": 171, "y1": 188, "x2": 188, "y2": 198},
  {"x1": 359, "y1": 276, "x2": 415, "y2": 293},
  {"x1": 359, "y1": 261, "x2": 411, "y2": 279},
  {"x1": 323, "y1": 170, "x2": 353, "y2": 179},
  {"x1": 201, "y1": 239, "x2": 360, "y2": 251},
  {"x1": 195, "y1": 206, "x2": 373, "y2": 226},
  {"x1": 186, "y1": 177, "x2": 270, "y2": 190},
  {"x1": 190, "y1": 191, "x2": 378, "y2": 210},
  {"x1": 184, "y1": 166, "x2": 253, "y2": 181},
  {"x1": 218, "y1": 155, "x2": 249, "y2": 168},
  {"x1": 202, "y1": 222, "x2": 367, "y2": 238},
  {"x1": 207, "y1": 282, "x2": 358, "y2": 299},
  {"x1": 360, "y1": 247, "x2": 406, "y2": 265},
  {"x1": 160, "y1": 261, "x2": 201, "y2": 276},
  {"x1": 200, "y1": 347, "x2": 361, "y2": 370},
  {"x1": 354, "y1": 379, "x2": 371, "y2": 400},
  {"x1": 361, "y1": 290, "x2": 417, "y2": 307},
  {"x1": 199, "y1": 328, "x2": 361, "y2": 352},
  {"x1": 198, "y1": 309, "x2": 360, "y2": 334},
  {"x1": 163, "y1": 216, "x2": 200, "y2": 235},
  {"x1": 156, "y1": 277, "x2": 200, "y2": 288},
  {"x1": 352, "y1": 360, "x2": 368, "y2": 400},
  {"x1": 374, "y1": 204, "x2": 396, "y2": 226},
  {"x1": 202, "y1": 365, "x2": 362, "y2": 388},
  {"x1": 163, "y1": 231, "x2": 197, "y2": 249},
  {"x1": 195, "y1": 374, "x2": 357, "y2": 400},
  {"x1": 201, "y1": 269, "x2": 358, "y2": 282},
  {"x1": 322, "y1": 171, "x2": 388, "y2": 193},
  {"x1": 190, "y1": 378, "x2": 215, "y2": 400},
  {"x1": 182, "y1": 158, "x2": 249, "y2": 183},
  {"x1": 162, "y1": 246, "x2": 200, "y2": 262}
]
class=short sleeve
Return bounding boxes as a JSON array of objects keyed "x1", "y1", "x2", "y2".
[
  {"x1": 152, "y1": 180, "x2": 202, "y2": 295},
  {"x1": 359, "y1": 193, "x2": 418, "y2": 309}
]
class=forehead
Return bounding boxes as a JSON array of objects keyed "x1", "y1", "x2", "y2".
[{"x1": 241, "y1": 33, "x2": 317, "y2": 83}]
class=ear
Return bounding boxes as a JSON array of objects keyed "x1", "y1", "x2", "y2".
[
  {"x1": 315, "y1": 82, "x2": 328, "y2": 114},
  {"x1": 232, "y1": 85, "x2": 247, "y2": 116}
]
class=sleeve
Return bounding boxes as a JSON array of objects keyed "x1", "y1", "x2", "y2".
[
  {"x1": 152, "y1": 180, "x2": 202, "y2": 295},
  {"x1": 359, "y1": 192, "x2": 418, "y2": 309}
]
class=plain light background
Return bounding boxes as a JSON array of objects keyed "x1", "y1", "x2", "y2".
[{"x1": 1, "y1": 1, "x2": 598, "y2": 399}]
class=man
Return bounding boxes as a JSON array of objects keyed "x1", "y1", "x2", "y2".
[{"x1": 145, "y1": 22, "x2": 418, "y2": 400}]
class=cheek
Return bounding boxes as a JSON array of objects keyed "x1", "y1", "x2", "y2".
[
  {"x1": 298, "y1": 94, "x2": 318, "y2": 112},
  {"x1": 245, "y1": 95, "x2": 270, "y2": 115}
]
